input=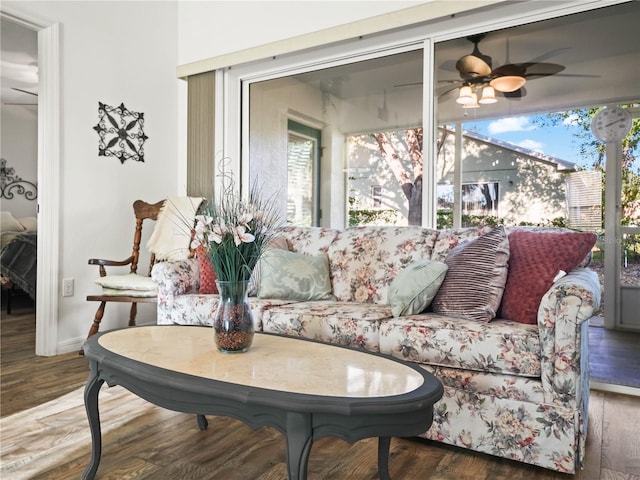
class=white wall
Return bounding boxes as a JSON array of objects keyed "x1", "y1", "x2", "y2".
[
  {"x1": 4, "y1": 1, "x2": 181, "y2": 352},
  {"x1": 1, "y1": 0, "x2": 433, "y2": 353},
  {"x1": 177, "y1": 1, "x2": 422, "y2": 65}
]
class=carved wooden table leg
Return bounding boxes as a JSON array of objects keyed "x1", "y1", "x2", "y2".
[{"x1": 82, "y1": 365, "x2": 104, "y2": 480}]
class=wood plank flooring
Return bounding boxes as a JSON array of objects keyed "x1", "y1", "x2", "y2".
[
  {"x1": 589, "y1": 325, "x2": 640, "y2": 388},
  {"x1": 2, "y1": 301, "x2": 640, "y2": 479}
]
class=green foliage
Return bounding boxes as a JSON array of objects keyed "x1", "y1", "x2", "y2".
[
  {"x1": 517, "y1": 217, "x2": 569, "y2": 228},
  {"x1": 195, "y1": 175, "x2": 282, "y2": 282},
  {"x1": 349, "y1": 208, "x2": 399, "y2": 227},
  {"x1": 436, "y1": 211, "x2": 570, "y2": 230},
  {"x1": 436, "y1": 211, "x2": 507, "y2": 229},
  {"x1": 532, "y1": 106, "x2": 639, "y2": 173},
  {"x1": 533, "y1": 106, "x2": 640, "y2": 227}
]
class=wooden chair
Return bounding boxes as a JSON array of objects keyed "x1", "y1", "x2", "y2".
[{"x1": 84, "y1": 200, "x2": 165, "y2": 346}]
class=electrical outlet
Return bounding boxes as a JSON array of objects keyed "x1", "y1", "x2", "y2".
[{"x1": 62, "y1": 278, "x2": 74, "y2": 297}]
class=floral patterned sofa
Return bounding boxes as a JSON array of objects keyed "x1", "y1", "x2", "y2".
[{"x1": 152, "y1": 225, "x2": 600, "y2": 473}]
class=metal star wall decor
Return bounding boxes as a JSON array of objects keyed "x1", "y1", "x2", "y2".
[{"x1": 93, "y1": 102, "x2": 148, "y2": 164}]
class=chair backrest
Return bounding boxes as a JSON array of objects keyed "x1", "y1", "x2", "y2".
[{"x1": 131, "y1": 200, "x2": 165, "y2": 277}]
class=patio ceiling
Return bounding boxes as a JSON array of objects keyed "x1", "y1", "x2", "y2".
[{"x1": 293, "y1": 1, "x2": 640, "y2": 125}]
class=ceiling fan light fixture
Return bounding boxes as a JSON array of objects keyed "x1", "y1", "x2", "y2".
[
  {"x1": 479, "y1": 86, "x2": 497, "y2": 104},
  {"x1": 462, "y1": 92, "x2": 480, "y2": 109},
  {"x1": 456, "y1": 85, "x2": 474, "y2": 104},
  {"x1": 490, "y1": 75, "x2": 526, "y2": 93}
]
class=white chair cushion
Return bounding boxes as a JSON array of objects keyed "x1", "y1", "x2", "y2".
[{"x1": 95, "y1": 273, "x2": 157, "y2": 292}]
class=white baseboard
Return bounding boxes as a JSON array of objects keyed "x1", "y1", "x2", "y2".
[
  {"x1": 591, "y1": 381, "x2": 640, "y2": 397},
  {"x1": 57, "y1": 336, "x2": 85, "y2": 355}
]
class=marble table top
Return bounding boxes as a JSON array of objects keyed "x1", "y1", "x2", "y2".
[{"x1": 98, "y1": 325, "x2": 425, "y2": 398}]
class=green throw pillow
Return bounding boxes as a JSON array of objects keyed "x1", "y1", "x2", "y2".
[
  {"x1": 257, "y1": 249, "x2": 335, "y2": 301},
  {"x1": 388, "y1": 260, "x2": 448, "y2": 317}
]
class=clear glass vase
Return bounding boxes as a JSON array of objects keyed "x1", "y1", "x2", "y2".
[{"x1": 213, "y1": 280, "x2": 255, "y2": 353}]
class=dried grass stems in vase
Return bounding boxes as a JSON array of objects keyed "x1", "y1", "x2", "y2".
[{"x1": 191, "y1": 173, "x2": 282, "y2": 352}]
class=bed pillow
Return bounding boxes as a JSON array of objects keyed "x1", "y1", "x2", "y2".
[
  {"x1": 257, "y1": 249, "x2": 334, "y2": 301},
  {"x1": 18, "y1": 217, "x2": 38, "y2": 232},
  {"x1": 500, "y1": 230, "x2": 597, "y2": 324},
  {"x1": 1, "y1": 211, "x2": 26, "y2": 232},
  {"x1": 388, "y1": 260, "x2": 448, "y2": 317},
  {"x1": 195, "y1": 245, "x2": 218, "y2": 294},
  {"x1": 431, "y1": 226, "x2": 510, "y2": 322}
]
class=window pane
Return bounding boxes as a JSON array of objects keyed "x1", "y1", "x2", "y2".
[
  {"x1": 287, "y1": 132, "x2": 315, "y2": 226},
  {"x1": 347, "y1": 128, "x2": 423, "y2": 226},
  {"x1": 249, "y1": 50, "x2": 423, "y2": 228}
]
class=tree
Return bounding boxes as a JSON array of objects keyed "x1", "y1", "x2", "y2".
[
  {"x1": 366, "y1": 129, "x2": 424, "y2": 225},
  {"x1": 534, "y1": 106, "x2": 640, "y2": 226}
]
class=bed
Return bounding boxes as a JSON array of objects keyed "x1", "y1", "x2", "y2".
[{"x1": 1, "y1": 211, "x2": 38, "y2": 309}]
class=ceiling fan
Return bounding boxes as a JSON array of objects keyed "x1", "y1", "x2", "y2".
[
  {"x1": 440, "y1": 33, "x2": 567, "y2": 105},
  {"x1": 3, "y1": 87, "x2": 38, "y2": 106}
]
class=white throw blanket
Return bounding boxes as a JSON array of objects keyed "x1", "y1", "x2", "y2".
[{"x1": 146, "y1": 196, "x2": 204, "y2": 261}]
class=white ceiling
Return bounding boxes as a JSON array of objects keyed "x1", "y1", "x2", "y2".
[
  {"x1": 1, "y1": 18, "x2": 38, "y2": 107},
  {"x1": 293, "y1": 1, "x2": 640, "y2": 124},
  {"x1": 2, "y1": 2, "x2": 638, "y2": 119}
]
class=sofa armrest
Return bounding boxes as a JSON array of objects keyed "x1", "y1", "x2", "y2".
[
  {"x1": 152, "y1": 258, "x2": 200, "y2": 296},
  {"x1": 537, "y1": 268, "x2": 601, "y2": 406}
]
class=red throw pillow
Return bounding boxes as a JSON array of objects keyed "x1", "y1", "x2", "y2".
[
  {"x1": 499, "y1": 230, "x2": 597, "y2": 324},
  {"x1": 195, "y1": 245, "x2": 218, "y2": 294}
]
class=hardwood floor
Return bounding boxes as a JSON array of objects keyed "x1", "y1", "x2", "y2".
[
  {"x1": 2, "y1": 302, "x2": 640, "y2": 479},
  {"x1": 589, "y1": 325, "x2": 640, "y2": 389}
]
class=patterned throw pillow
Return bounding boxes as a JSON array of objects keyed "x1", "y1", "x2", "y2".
[
  {"x1": 196, "y1": 245, "x2": 217, "y2": 294},
  {"x1": 257, "y1": 249, "x2": 334, "y2": 301},
  {"x1": 431, "y1": 227, "x2": 510, "y2": 322},
  {"x1": 388, "y1": 260, "x2": 448, "y2": 317},
  {"x1": 499, "y1": 230, "x2": 597, "y2": 324}
]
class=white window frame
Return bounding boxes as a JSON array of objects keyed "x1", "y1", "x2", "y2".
[{"x1": 219, "y1": 0, "x2": 620, "y2": 227}]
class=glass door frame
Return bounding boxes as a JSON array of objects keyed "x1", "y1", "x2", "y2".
[
  {"x1": 218, "y1": 1, "x2": 617, "y2": 229},
  {"x1": 604, "y1": 105, "x2": 640, "y2": 331}
]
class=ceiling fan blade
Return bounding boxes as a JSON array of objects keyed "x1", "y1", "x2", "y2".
[
  {"x1": 521, "y1": 62, "x2": 566, "y2": 78},
  {"x1": 437, "y1": 85, "x2": 460, "y2": 101},
  {"x1": 456, "y1": 55, "x2": 492, "y2": 78},
  {"x1": 11, "y1": 87, "x2": 38, "y2": 96},
  {"x1": 394, "y1": 82, "x2": 423, "y2": 88},
  {"x1": 456, "y1": 34, "x2": 492, "y2": 79},
  {"x1": 502, "y1": 86, "x2": 526, "y2": 99}
]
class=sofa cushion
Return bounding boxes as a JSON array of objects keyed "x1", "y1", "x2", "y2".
[
  {"x1": 257, "y1": 249, "x2": 334, "y2": 301},
  {"x1": 426, "y1": 365, "x2": 545, "y2": 403},
  {"x1": 500, "y1": 230, "x2": 597, "y2": 324},
  {"x1": 277, "y1": 226, "x2": 341, "y2": 255},
  {"x1": 158, "y1": 294, "x2": 298, "y2": 330},
  {"x1": 379, "y1": 313, "x2": 541, "y2": 377},
  {"x1": 262, "y1": 301, "x2": 392, "y2": 352},
  {"x1": 431, "y1": 226, "x2": 493, "y2": 262},
  {"x1": 388, "y1": 260, "x2": 448, "y2": 317},
  {"x1": 327, "y1": 226, "x2": 439, "y2": 304},
  {"x1": 431, "y1": 227, "x2": 510, "y2": 322}
]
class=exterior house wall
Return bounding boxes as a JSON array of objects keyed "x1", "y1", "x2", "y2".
[{"x1": 349, "y1": 129, "x2": 570, "y2": 227}]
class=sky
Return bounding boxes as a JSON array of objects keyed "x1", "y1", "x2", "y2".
[{"x1": 462, "y1": 114, "x2": 590, "y2": 169}]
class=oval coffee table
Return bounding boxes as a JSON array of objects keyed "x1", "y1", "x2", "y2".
[{"x1": 82, "y1": 325, "x2": 443, "y2": 479}]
